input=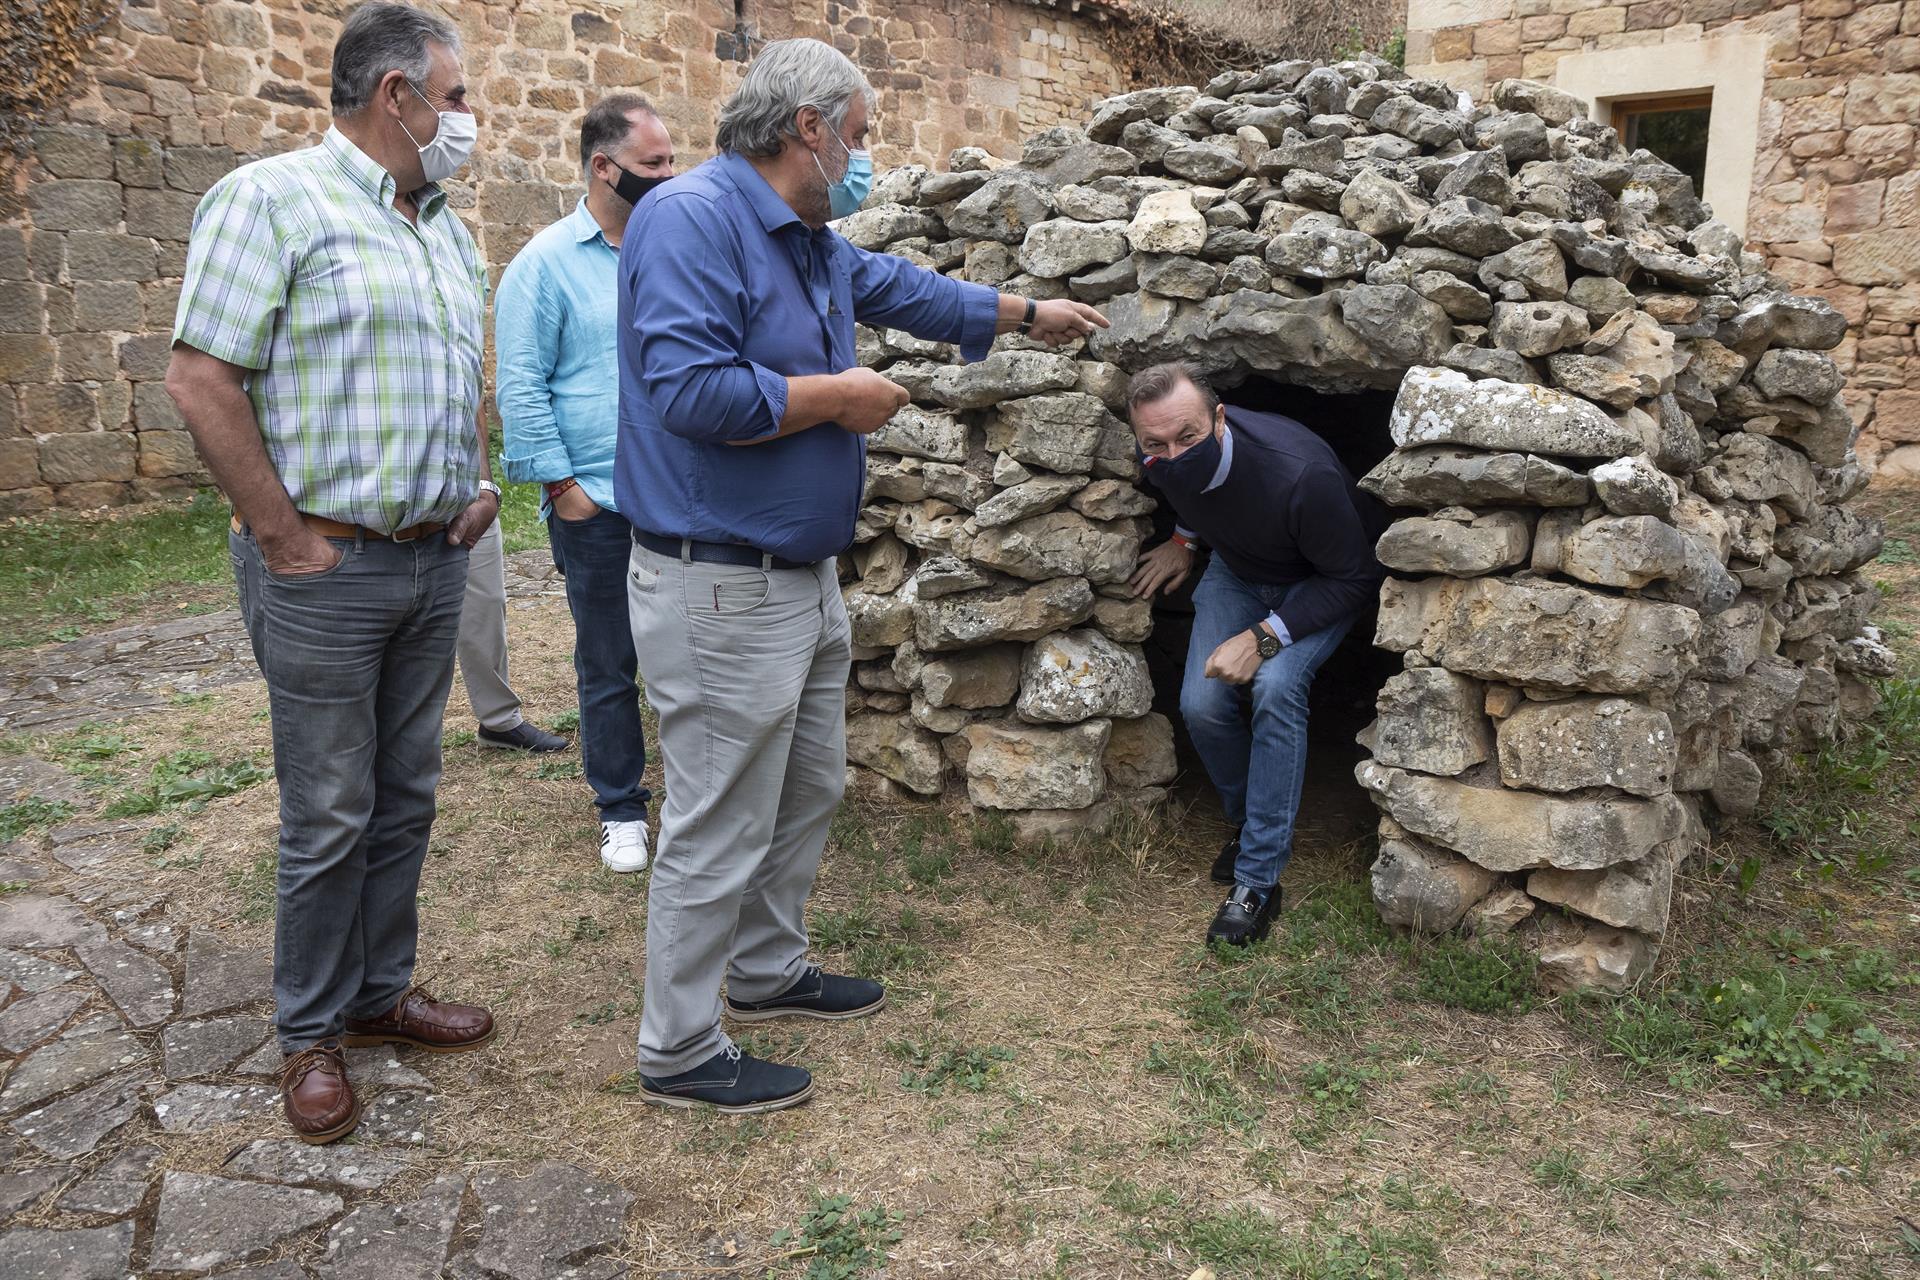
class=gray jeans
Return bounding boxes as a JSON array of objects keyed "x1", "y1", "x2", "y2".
[
  {"x1": 231, "y1": 527, "x2": 469, "y2": 1051},
  {"x1": 627, "y1": 542, "x2": 850, "y2": 1075},
  {"x1": 456, "y1": 520, "x2": 525, "y2": 733}
]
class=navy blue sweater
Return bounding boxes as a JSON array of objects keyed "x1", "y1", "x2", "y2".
[{"x1": 1155, "y1": 407, "x2": 1386, "y2": 641}]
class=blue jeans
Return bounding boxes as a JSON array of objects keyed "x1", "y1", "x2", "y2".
[
  {"x1": 547, "y1": 509, "x2": 651, "y2": 822},
  {"x1": 1180, "y1": 558, "x2": 1354, "y2": 893},
  {"x1": 230, "y1": 526, "x2": 468, "y2": 1051}
]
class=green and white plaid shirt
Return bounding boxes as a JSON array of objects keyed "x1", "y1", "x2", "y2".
[{"x1": 174, "y1": 127, "x2": 486, "y2": 533}]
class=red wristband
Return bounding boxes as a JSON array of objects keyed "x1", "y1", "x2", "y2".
[{"x1": 1171, "y1": 533, "x2": 1194, "y2": 550}]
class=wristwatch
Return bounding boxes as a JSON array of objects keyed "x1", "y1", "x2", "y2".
[
  {"x1": 1249, "y1": 625, "x2": 1282, "y2": 660},
  {"x1": 478, "y1": 480, "x2": 502, "y2": 499}
]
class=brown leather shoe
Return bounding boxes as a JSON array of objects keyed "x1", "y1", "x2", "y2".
[
  {"x1": 341, "y1": 985, "x2": 496, "y2": 1053},
  {"x1": 278, "y1": 1039, "x2": 359, "y2": 1145}
]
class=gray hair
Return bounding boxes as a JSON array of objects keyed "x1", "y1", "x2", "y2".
[
  {"x1": 580, "y1": 93, "x2": 658, "y2": 178},
  {"x1": 714, "y1": 38, "x2": 875, "y2": 158},
  {"x1": 1126, "y1": 362, "x2": 1220, "y2": 418},
  {"x1": 330, "y1": 3, "x2": 461, "y2": 116}
]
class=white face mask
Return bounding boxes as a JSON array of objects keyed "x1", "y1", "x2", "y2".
[{"x1": 398, "y1": 81, "x2": 476, "y2": 184}]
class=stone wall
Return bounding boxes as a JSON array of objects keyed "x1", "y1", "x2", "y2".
[
  {"x1": 0, "y1": 0, "x2": 1140, "y2": 513},
  {"x1": 835, "y1": 62, "x2": 1888, "y2": 991},
  {"x1": 1402, "y1": 0, "x2": 1920, "y2": 480}
]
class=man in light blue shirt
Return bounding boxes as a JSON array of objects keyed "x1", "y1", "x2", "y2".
[{"x1": 497, "y1": 94, "x2": 674, "y2": 874}]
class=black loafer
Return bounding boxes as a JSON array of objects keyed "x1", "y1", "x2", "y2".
[
  {"x1": 637, "y1": 1045, "x2": 813, "y2": 1114},
  {"x1": 478, "y1": 721, "x2": 570, "y2": 753},
  {"x1": 1210, "y1": 829, "x2": 1242, "y2": 884},
  {"x1": 724, "y1": 965, "x2": 886, "y2": 1022},
  {"x1": 1206, "y1": 884, "x2": 1280, "y2": 949}
]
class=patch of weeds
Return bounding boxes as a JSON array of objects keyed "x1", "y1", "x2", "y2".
[
  {"x1": 1155, "y1": 1207, "x2": 1439, "y2": 1279},
  {"x1": 1876, "y1": 537, "x2": 1917, "y2": 566},
  {"x1": 1618, "y1": 1135, "x2": 1728, "y2": 1206},
  {"x1": 1411, "y1": 933, "x2": 1538, "y2": 1014},
  {"x1": 827, "y1": 802, "x2": 879, "y2": 865},
  {"x1": 1761, "y1": 677, "x2": 1920, "y2": 876},
  {"x1": 768, "y1": 1193, "x2": 902, "y2": 1280},
  {"x1": 444, "y1": 729, "x2": 477, "y2": 749},
  {"x1": 0, "y1": 798, "x2": 73, "y2": 843},
  {"x1": 168, "y1": 691, "x2": 215, "y2": 708},
  {"x1": 969, "y1": 811, "x2": 1017, "y2": 859},
  {"x1": 225, "y1": 846, "x2": 278, "y2": 923},
  {"x1": 0, "y1": 880, "x2": 31, "y2": 895},
  {"x1": 677, "y1": 1115, "x2": 766, "y2": 1156},
  {"x1": 1427, "y1": 1068, "x2": 1508, "y2": 1109},
  {"x1": 142, "y1": 821, "x2": 183, "y2": 856},
  {"x1": 1143, "y1": 1041, "x2": 1263, "y2": 1149},
  {"x1": 1300, "y1": 1057, "x2": 1379, "y2": 1111},
  {"x1": 570, "y1": 990, "x2": 642, "y2": 1027},
  {"x1": 889, "y1": 1038, "x2": 1014, "y2": 1095},
  {"x1": 551, "y1": 708, "x2": 581, "y2": 732},
  {"x1": 533, "y1": 758, "x2": 582, "y2": 780},
  {"x1": 812, "y1": 901, "x2": 880, "y2": 951},
  {"x1": 901, "y1": 821, "x2": 954, "y2": 888},
  {"x1": 105, "y1": 749, "x2": 269, "y2": 817},
  {"x1": 1568, "y1": 954, "x2": 1909, "y2": 1101}
]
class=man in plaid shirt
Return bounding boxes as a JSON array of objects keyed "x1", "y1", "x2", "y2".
[{"x1": 165, "y1": 3, "x2": 498, "y2": 1146}]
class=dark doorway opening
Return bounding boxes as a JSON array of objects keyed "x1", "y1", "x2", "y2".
[{"x1": 1137, "y1": 376, "x2": 1406, "y2": 864}]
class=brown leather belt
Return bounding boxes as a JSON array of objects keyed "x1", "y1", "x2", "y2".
[{"x1": 230, "y1": 513, "x2": 448, "y2": 542}]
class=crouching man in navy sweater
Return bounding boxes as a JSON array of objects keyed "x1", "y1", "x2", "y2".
[{"x1": 1127, "y1": 362, "x2": 1386, "y2": 948}]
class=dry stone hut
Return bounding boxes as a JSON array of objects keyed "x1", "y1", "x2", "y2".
[{"x1": 837, "y1": 56, "x2": 1894, "y2": 991}]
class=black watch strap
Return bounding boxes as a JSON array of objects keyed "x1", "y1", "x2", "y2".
[
  {"x1": 1249, "y1": 626, "x2": 1281, "y2": 659},
  {"x1": 1016, "y1": 297, "x2": 1036, "y2": 336}
]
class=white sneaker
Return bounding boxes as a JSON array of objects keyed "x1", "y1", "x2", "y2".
[{"x1": 600, "y1": 820, "x2": 650, "y2": 874}]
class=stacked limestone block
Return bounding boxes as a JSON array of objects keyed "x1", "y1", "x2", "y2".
[{"x1": 836, "y1": 57, "x2": 1891, "y2": 953}]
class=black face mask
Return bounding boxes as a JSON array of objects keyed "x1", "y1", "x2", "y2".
[{"x1": 608, "y1": 161, "x2": 669, "y2": 206}]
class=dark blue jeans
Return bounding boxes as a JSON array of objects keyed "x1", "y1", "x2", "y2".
[
  {"x1": 230, "y1": 526, "x2": 468, "y2": 1051},
  {"x1": 1181, "y1": 558, "x2": 1354, "y2": 893},
  {"x1": 547, "y1": 509, "x2": 651, "y2": 822}
]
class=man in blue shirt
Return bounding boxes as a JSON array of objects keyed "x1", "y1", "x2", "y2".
[
  {"x1": 1128, "y1": 363, "x2": 1386, "y2": 950},
  {"x1": 497, "y1": 94, "x2": 674, "y2": 874},
  {"x1": 619, "y1": 38, "x2": 1107, "y2": 1114}
]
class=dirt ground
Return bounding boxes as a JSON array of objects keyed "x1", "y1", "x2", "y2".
[{"x1": 8, "y1": 490, "x2": 1920, "y2": 1280}]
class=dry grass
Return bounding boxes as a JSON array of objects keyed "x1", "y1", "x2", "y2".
[{"x1": 9, "y1": 513, "x2": 1920, "y2": 1278}]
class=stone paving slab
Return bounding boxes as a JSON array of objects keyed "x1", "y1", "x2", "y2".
[
  {"x1": 355, "y1": 1090, "x2": 436, "y2": 1145},
  {"x1": 0, "y1": 757, "x2": 90, "y2": 807},
  {"x1": 315, "y1": 1172, "x2": 464, "y2": 1280},
  {"x1": 0, "y1": 986, "x2": 90, "y2": 1054},
  {"x1": 10, "y1": 1068, "x2": 153, "y2": 1159},
  {"x1": 0, "y1": 895, "x2": 106, "y2": 949},
  {"x1": 74, "y1": 938, "x2": 175, "y2": 1027},
  {"x1": 163, "y1": 1014, "x2": 272, "y2": 1079},
  {"x1": 0, "y1": 1222, "x2": 134, "y2": 1280},
  {"x1": 150, "y1": 1172, "x2": 344, "y2": 1275},
  {"x1": 56, "y1": 1144, "x2": 159, "y2": 1216},
  {"x1": 0, "y1": 1014, "x2": 144, "y2": 1114},
  {"x1": 0, "y1": 1165, "x2": 71, "y2": 1217},
  {"x1": 153, "y1": 1082, "x2": 281, "y2": 1133},
  {"x1": 182, "y1": 930, "x2": 273, "y2": 1019},
  {"x1": 0, "y1": 948, "x2": 79, "y2": 995},
  {"x1": 468, "y1": 1164, "x2": 634, "y2": 1280},
  {"x1": 224, "y1": 1140, "x2": 414, "y2": 1192}
]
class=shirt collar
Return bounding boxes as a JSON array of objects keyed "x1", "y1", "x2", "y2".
[
  {"x1": 1203, "y1": 422, "x2": 1234, "y2": 493},
  {"x1": 569, "y1": 196, "x2": 610, "y2": 246},
  {"x1": 322, "y1": 126, "x2": 447, "y2": 221},
  {"x1": 718, "y1": 151, "x2": 807, "y2": 236}
]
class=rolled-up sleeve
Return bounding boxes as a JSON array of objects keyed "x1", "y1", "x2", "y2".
[
  {"x1": 845, "y1": 243, "x2": 999, "y2": 362},
  {"x1": 628, "y1": 193, "x2": 789, "y2": 443},
  {"x1": 173, "y1": 176, "x2": 293, "y2": 370},
  {"x1": 495, "y1": 254, "x2": 572, "y2": 484}
]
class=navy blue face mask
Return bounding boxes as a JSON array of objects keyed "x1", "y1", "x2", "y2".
[{"x1": 1142, "y1": 427, "x2": 1223, "y2": 501}]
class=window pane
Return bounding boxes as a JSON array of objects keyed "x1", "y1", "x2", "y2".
[{"x1": 1624, "y1": 105, "x2": 1711, "y2": 192}]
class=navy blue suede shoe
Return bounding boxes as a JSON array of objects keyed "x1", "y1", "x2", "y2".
[
  {"x1": 724, "y1": 965, "x2": 886, "y2": 1023},
  {"x1": 636, "y1": 1044, "x2": 813, "y2": 1114}
]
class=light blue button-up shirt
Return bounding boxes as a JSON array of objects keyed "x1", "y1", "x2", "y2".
[{"x1": 497, "y1": 198, "x2": 621, "y2": 513}]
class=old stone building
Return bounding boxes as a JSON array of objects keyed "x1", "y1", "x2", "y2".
[
  {"x1": 0, "y1": 0, "x2": 1157, "y2": 512},
  {"x1": 1402, "y1": 0, "x2": 1920, "y2": 477}
]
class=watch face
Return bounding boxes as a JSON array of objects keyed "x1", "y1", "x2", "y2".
[{"x1": 1258, "y1": 632, "x2": 1281, "y2": 658}]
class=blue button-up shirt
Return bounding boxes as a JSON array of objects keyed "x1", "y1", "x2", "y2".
[
  {"x1": 615, "y1": 152, "x2": 998, "y2": 563},
  {"x1": 497, "y1": 198, "x2": 621, "y2": 513}
]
